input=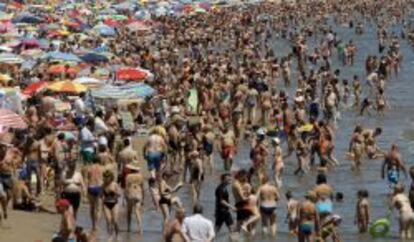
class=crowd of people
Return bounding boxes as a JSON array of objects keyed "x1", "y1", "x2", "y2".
[{"x1": 1, "y1": 0, "x2": 414, "y2": 241}]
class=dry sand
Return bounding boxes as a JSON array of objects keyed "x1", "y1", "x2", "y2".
[{"x1": 0, "y1": 136, "x2": 149, "y2": 242}]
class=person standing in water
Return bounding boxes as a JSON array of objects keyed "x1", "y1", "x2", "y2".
[
  {"x1": 392, "y1": 184, "x2": 414, "y2": 239},
  {"x1": 215, "y1": 173, "x2": 235, "y2": 233},
  {"x1": 144, "y1": 128, "x2": 168, "y2": 178},
  {"x1": 164, "y1": 208, "x2": 187, "y2": 242},
  {"x1": 125, "y1": 161, "x2": 144, "y2": 234},
  {"x1": 354, "y1": 189, "x2": 370, "y2": 233},
  {"x1": 220, "y1": 125, "x2": 237, "y2": 171},
  {"x1": 381, "y1": 144, "x2": 407, "y2": 188},
  {"x1": 257, "y1": 175, "x2": 280, "y2": 237},
  {"x1": 272, "y1": 137, "x2": 284, "y2": 187},
  {"x1": 86, "y1": 157, "x2": 103, "y2": 232},
  {"x1": 102, "y1": 170, "x2": 121, "y2": 242},
  {"x1": 189, "y1": 150, "x2": 204, "y2": 206},
  {"x1": 286, "y1": 191, "x2": 300, "y2": 234},
  {"x1": 298, "y1": 191, "x2": 319, "y2": 242}
]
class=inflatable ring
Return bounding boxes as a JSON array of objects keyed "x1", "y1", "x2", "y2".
[{"x1": 369, "y1": 218, "x2": 391, "y2": 238}]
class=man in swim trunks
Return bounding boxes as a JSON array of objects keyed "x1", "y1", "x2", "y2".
[
  {"x1": 220, "y1": 125, "x2": 237, "y2": 171},
  {"x1": 298, "y1": 191, "x2": 319, "y2": 242},
  {"x1": 257, "y1": 175, "x2": 280, "y2": 236},
  {"x1": 86, "y1": 157, "x2": 103, "y2": 231},
  {"x1": 381, "y1": 144, "x2": 407, "y2": 188},
  {"x1": 144, "y1": 128, "x2": 167, "y2": 178},
  {"x1": 202, "y1": 124, "x2": 215, "y2": 175}
]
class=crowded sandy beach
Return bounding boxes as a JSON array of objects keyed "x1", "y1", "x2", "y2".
[{"x1": 1, "y1": 0, "x2": 414, "y2": 241}]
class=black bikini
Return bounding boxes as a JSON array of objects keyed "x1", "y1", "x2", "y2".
[{"x1": 103, "y1": 190, "x2": 118, "y2": 210}]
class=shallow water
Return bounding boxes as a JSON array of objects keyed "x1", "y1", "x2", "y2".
[{"x1": 71, "y1": 18, "x2": 414, "y2": 242}]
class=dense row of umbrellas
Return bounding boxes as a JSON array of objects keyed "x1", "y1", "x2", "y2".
[{"x1": 0, "y1": 0, "x2": 266, "y2": 129}]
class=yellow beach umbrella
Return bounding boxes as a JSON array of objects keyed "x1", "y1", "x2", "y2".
[
  {"x1": 0, "y1": 74, "x2": 11, "y2": 82},
  {"x1": 47, "y1": 80, "x2": 87, "y2": 93}
]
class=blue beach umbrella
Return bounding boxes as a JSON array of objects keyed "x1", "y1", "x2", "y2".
[
  {"x1": 12, "y1": 15, "x2": 44, "y2": 24},
  {"x1": 93, "y1": 24, "x2": 116, "y2": 36},
  {"x1": 43, "y1": 51, "x2": 82, "y2": 62},
  {"x1": 80, "y1": 53, "x2": 109, "y2": 63}
]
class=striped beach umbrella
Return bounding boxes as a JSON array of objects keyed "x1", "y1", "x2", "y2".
[{"x1": 0, "y1": 109, "x2": 27, "y2": 129}]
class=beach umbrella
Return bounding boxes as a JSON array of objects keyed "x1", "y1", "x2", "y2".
[
  {"x1": 93, "y1": 23, "x2": 116, "y2": 36},
  {"x1": 116, "y1": 67, "x2": 147, "y2": 81},
  {"x1": 62, "y1": 19, "x2": 81, "y2": 29},
  {"x1": 92, "y1": 83, "x2": 155, "y2": 99},
  {"x1": 198, "y1": 2, "x2": 212, "y2": 10},
  {"x1": 43, "y1": 51, "x2": 81, "y2": 62},
  {"x1": 0, "y1": 109, "x2": 27, "y2": 129},
  {"x1": 134, "y1": 10, "x2": 151, "y2": 20},
  {"x1": 93, "y1": 45, "x2": 109, "y2": 53},
  {"x1": 113, "y1": 1, "x2": 136, "y2": 11},
  {"x1": 80, "y1": 53, "x2": 109, "y2": 63},
  {"x1": 104, "y1": 18, "x2": 121, "y2": 27},
  {"x1": 0, "y1": 53, "x2": 24, "y2": 64},
  {"x1": 20, "y1": 49, "x2": 44, "y2": 58},
  {"x1": 22, "y1": 81, "x2": 48, "y2": 96},
  {"x1": 21, "y1": 60, "x2": 37, "y2": 70},
  {"x1": 124, "y1": 83, "x2": 156, "y2": 98},
  {"x1": 157, "y1": 1, "x2": 170, "y2": 7},
  {"x1": 0, "y1": 46, "x2": 13, "y2": 52},
  {"x1": 47, "y1": 80, "x2": 87, "y2": 93},
  {"x1": 20, "y1": 38, "x2": 40, "y2": 48},
  {"x1": 155, "y1": 7, "x2": 168, "y2": 17},
  {"x1": 46, "y1": 23, "x2": 60, "y2": 30},
  {"x1": 0, "y1": 74, "x2": 11, "y2": 83},
  {"x1": 47, "y1": 64, "x2": 80, "y2": 75},
  {"x1": 12, "y1": 15, "x2": 44, "y2": 24},
  {"x1": 74, "y1": 77, "x2": 104, "y2": 89},
  {"x1": 126, "y1": 21, "x2": 151, "y2": 32},
  {"x1": 110, "y1": 15, "x2": 128, "y2": 21},
  {"x1": 194, "y1": 8, "x2": 207, "y2": 14},
  {"x1": 0, "y1": 22, "x2": 15, "y2": 33},
  {"x1": 74, "y1": 77, "x2": 102, "y2": 84}
]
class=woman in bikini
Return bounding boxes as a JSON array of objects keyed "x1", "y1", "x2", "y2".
[
  {"x1": 102, "y1": 170, "x2": 121, "y2": 241},
  {"x1": 189, "y1": 150, "x2": 204, "y2": 205},
  {"x1": 125, "y1": 162, "x2": 144, "y2": 234},
  {"x1": 157, "y1": 172, "x2": 183, "y2": 225},
  {"x1": 272, "y1": 138, "x2": 284, "y2": 187},
  {"x1": 61, "y1": 163, "x2": 85, "y2": 219}
]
